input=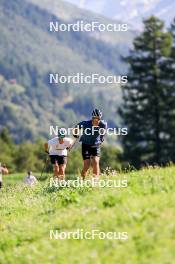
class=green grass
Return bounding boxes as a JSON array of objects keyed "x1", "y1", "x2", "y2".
[
  {"x1": 4, "y1": 173, "x2": 49, "y2": 185},
  {"x1": 0, "y1": 166, "x2": 175, "y2": 264}
]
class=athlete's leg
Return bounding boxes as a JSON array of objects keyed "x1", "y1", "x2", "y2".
[
  {"x1": 53, "y1": 161, "x2": 59, "y2": 178},
  {"x1": 50, "y1": 156, "x2": 59, "y2": 178},
  {"x1": 81, "y1": 159, "x2": 91, "y2": 180},
  {"x1": 59, "y1": 164, "x2": 66, "y2": 180},
  {"x1": 92, "y1": 156, "x2": 100, "y2": 177},
  {"x1": 81, "y1": 144, "x2": 91, "y2": 179}
]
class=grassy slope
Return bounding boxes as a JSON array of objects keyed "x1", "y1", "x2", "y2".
[{"x1": 0, "y1": 166, "x2": 175, "y2": 264}]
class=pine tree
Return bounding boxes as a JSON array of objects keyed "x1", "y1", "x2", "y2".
[
  {"x1": 119, "y1": 16, "x2": 173, "y2": 168},
  {"x1": 161, "y1": 18, "x2": 175, "y2": 161},
  {"x1": 170, "y1": 18, "x2": 175, "y2": 57},
  {"x1": 0, "y1": 128, "x2": 13, "y2": 145}
]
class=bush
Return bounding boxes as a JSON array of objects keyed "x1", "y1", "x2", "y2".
[{"x1": 0, "y1": 129, "x2": 122, "y2": 173}]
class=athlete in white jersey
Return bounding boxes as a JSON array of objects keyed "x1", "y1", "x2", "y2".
[{"x1": 44, "y1": 128, "x2": 74, "y2": 179}]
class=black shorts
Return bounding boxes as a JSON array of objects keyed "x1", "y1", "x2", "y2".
[
  {"x1": 82, "y1": 144, "x2": 101, "y2": 160},
  {"x1": 50, "y1": 155, "x2": 67, "y2": 165}
]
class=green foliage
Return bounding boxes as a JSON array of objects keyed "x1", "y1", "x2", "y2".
[
  {"x1": 120, "y1": 16, "x2": 175, "y2": 168},
  {"x1": 0, "y1": 0, "x2": 133, "y2": 142},
  {"x1": 101, "y1": 145, "x2": 122, "y2": 171},
  {"x1": 0, "y1": 128, "x2": 13, "y2": 145},
  {"x1": 1, "y1": 166, "x2": 175, "y2": 263},
  {"x1": 0, "y1": 129, "x2": 122, "y2": 173},
  {"x1": 102, "y1": 195, "x2": 118, "y2": 208},
  {"x1": 66, "y1": 147, "x2": 82, "y2": 175}
]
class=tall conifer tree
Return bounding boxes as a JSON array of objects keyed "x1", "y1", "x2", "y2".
[
  {"x1": 161, "y1": 18, "x2": 175, "y2": 160},
  {"x1": 119, "y1": 16, "x2": 173, "y2": 168}
]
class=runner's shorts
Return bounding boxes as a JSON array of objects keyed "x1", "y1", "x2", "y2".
[
  {"x1": 82, "y1": 144, "x2": 101, "y2": 160},
  {"x1": 49, "y1": 155, "x2": 67, "y2": 165}
]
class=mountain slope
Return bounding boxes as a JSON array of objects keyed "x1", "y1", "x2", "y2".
[
  {"x1": 27, "y1": 0, "x2": 135, "y2": 45},
  {"x1": 65, "y1": 0, "x2": 175, "y2": 29},
  {"x1": 0, "y1": 0, "x2": 134, "y2": 142}
]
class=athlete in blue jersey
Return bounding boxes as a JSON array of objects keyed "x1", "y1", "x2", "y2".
[{"x1": 73, "y1": 109, "x2": 107, "y2": 179}]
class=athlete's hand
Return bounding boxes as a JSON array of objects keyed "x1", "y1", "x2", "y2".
[
  {"x1": 72, "y1": 127, "x2": 79, "y2": 138},
  {"x1": 73, "y1": 134, "x2": 79, "y2": 139}
]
